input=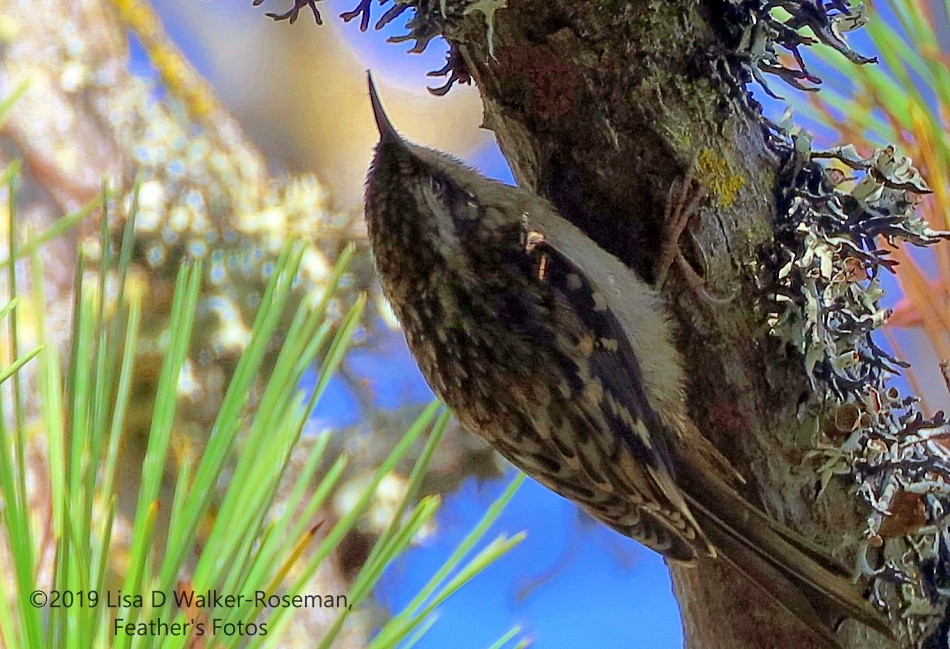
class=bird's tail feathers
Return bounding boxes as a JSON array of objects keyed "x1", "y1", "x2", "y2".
[{"x1": 681, "y1": 466, "x2": 892, "y2": 647}]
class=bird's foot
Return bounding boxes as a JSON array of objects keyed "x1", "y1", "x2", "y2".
[{"x1": 654, "y1": 172, "x2": 736, "y2": 306}]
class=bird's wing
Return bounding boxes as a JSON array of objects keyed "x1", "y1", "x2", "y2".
[{"x1": 522, "y1": 232, "x2": 713, "y2": 559}]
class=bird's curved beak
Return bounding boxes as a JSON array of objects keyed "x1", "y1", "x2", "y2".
[{"x1": 367, "y1": 72, "x2": 400, "y2": 145}]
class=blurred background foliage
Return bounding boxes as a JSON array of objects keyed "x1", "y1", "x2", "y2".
[{"x1": 0, "y1": 0, "x2": 945, "y2": 647}]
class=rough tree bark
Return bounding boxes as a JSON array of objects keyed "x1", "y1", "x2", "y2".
[{"x1": 447, "y1": 1, "x2": 898, "y2": 647}]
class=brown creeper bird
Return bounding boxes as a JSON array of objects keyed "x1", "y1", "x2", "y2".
[{"x1": 362, "y1": 74, "x2": 891, "y2": 647}]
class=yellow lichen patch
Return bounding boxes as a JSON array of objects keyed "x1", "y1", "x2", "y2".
[{"x1": 697, "y1": 148, "x2": 745, "y2": 209}]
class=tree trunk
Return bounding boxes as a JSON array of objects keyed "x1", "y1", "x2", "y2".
[{"x1": 450, "y1": 1, "x2": 897, "y2": 647}]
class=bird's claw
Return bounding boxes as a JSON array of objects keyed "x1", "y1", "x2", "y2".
[{"x1": 655, "y1": 173, "x2": 736, "y2": 305}]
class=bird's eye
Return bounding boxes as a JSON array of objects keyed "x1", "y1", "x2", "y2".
[
  {"x1": 451, "y1": 195, "x2": 481, "y2": 231},
  {"x1": 455, "y1": 195, "x2": 480, "y2": 221}
]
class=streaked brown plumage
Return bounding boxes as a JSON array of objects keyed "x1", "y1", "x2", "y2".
[{"x1": 362, "y1": 73, "x2": 891, "y2": 647}]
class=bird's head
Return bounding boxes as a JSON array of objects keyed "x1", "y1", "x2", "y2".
[{"x1": 363, "y1": 73, "x2": 526, "y2": 281}]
